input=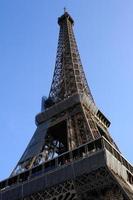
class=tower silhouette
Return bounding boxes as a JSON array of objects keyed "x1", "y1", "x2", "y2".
[{"x1": 0, "y1": 11, "x2": 133, "y2": 200}]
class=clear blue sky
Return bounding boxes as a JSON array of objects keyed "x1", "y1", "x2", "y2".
[{"x1": 0, "y1": 0, "x2": 133, "y2": 180}]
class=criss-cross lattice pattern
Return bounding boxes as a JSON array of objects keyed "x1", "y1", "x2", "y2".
[
  {"x1": 49, "y1": 12, "x2": 94, "y2": 103},
  {"x1": 75, "y1": 168, "x2": 127, "y2": 200},
  {"x1": 24, "y1": 180, "x2": 78, "y2": 200},
  {"x1": 23, "y1": 168, "x2": 127, "y2": 200},
  {"x1": 75, "y1": 168, "x2": 114, "y2": 194},
  {"x1": 80, "y1": 187, "x2": 126, "y2": 200}
]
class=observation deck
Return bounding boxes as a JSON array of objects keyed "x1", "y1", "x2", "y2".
[{"x1": 0, "y1": 136, "x2": 133, "y2": 200}]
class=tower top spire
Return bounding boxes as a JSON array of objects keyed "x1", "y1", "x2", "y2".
[
  {"x1": 64, "y1": 7, "x2": 66, "y2": 13},
  {"x1": 58, "y1": 10, "x2": 74, "y2": 25}
]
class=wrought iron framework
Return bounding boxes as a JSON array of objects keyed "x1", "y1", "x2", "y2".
[
  {"x1": 0, "y1": 11, "x2": 132, "y2": 200},
  {"x1": 24, "y1": 180, "x2": 78, "y2": 200},
  {"x1": 49, "y1": 12, "x2": 94, "y2": 103},
  {"x1": 10, "y1": 11, "x2": 120, "y2": 176}
]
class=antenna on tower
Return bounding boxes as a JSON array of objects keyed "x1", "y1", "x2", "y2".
[{"x1": 64, "y1": 7, "x2": 66, "y2": 13}]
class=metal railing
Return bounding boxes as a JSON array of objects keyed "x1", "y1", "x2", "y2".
[
  {"x1": 0, "y1": 136, "x2": 132, "y2": 191},
  {"x1": 103, "y1": 137, "x2": 133, "y2": 174}
]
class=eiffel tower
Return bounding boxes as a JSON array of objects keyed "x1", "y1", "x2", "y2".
[{"x1": 0, "y1": 11, "x2": 133, "y2": 200}]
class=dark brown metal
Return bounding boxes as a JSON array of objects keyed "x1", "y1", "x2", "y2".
[
  {"x1": 0, "y1": 11, "x2": 132, "y2": 200},
  {"x1": 49, "y1": 12, "x2": 94, "y2": 104},
  {"x1": 0, "y1": 137, "x2": 133, "y2": 199}
]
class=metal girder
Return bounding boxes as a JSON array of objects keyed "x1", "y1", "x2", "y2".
[{"x1": 49, "y1": 12, "x2": 94, "y2": 104}]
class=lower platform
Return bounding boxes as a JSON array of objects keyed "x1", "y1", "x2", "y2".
[{"x1": 0, "y1": 137, "x2": 133, "y2": 200}]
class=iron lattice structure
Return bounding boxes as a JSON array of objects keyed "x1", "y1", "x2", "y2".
[
  {"x1": 11, "y1": 11, "x2": 117, "y2": 174},
  {"x1": 49, "y1": 12, "x2": 94, "y2": 103},
  {"x1": 0, "y1": 11, "x2": 133, "y2": 200}
]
